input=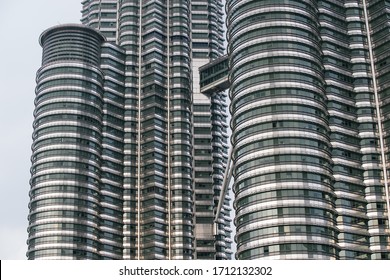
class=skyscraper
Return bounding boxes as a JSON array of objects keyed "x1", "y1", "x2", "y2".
[
  {"x1": 28, "y1": 0, "x2": 390, "y2": 261},
  {"x1": 227, "y1": 0, "x2": 390, "y2": 259},
  {"x1": 27, "y1": 0, "x2": 232, "y2": 260}
]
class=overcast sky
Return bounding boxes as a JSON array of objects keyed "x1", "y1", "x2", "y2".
[{"x1": 0, "y1": 0, "x2": 82, "y2": 260}]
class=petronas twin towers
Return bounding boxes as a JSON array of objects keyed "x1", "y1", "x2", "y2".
[{"x1": 27, "y1": 0, "x2": 390, "y2": 260}]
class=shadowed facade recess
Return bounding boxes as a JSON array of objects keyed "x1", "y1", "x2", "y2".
[
  {"x1": 27, "y1": 0, "x2": 232, "y2": 260},
  {"x1": 227, "y1": 0, "x2": 390, "y2": 259}
]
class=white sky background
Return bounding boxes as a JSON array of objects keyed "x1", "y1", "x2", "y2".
[{"x1": 0, "y1": 0, "x2": 82, "y2": 260}]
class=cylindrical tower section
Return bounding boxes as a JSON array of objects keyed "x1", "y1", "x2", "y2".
[
  {"x1": 27, "y1": 24, "x2": 105, "y2": 259},
  {"x1": 227, "y1": 0, "x2": 339, "y2": 259}
]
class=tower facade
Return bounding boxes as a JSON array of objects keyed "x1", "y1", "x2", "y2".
[
  {"x1": 227, "y1": 0, "x2": 390, "y2": 260},
  {"x1": 27, "y1": 0, "x2": 231, "y2": 260}
]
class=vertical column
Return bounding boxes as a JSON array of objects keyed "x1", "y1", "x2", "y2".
[
  {"x1": 98, "y1": 42, "x2": 126, "y2": 259},
  {"x1": 138, "y1": 0, "x2": 170, "y2": 259},
  {"x1": 191, "y1": 0, "x2": 215, "y2": 259},
  {"x1": 117, "y1": 0, "x2": 141, "y2": 260},
  {"x1": 169, "y1": 0, "x2": 194, "y2": 260}
]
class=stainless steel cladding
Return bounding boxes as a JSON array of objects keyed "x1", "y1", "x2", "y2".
[
  {"x1": 28, "y1": 25, "x2": 106, "y2": 259},
  {"x1": 227, "y1": 0, "x2": 390, "y2": 260},
  {"x1": 28, "y1": 0, "x2": 231, "y2": 260},
  {"x1": 227, "y1": 0, "x2": 339, "y2": 260}
]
